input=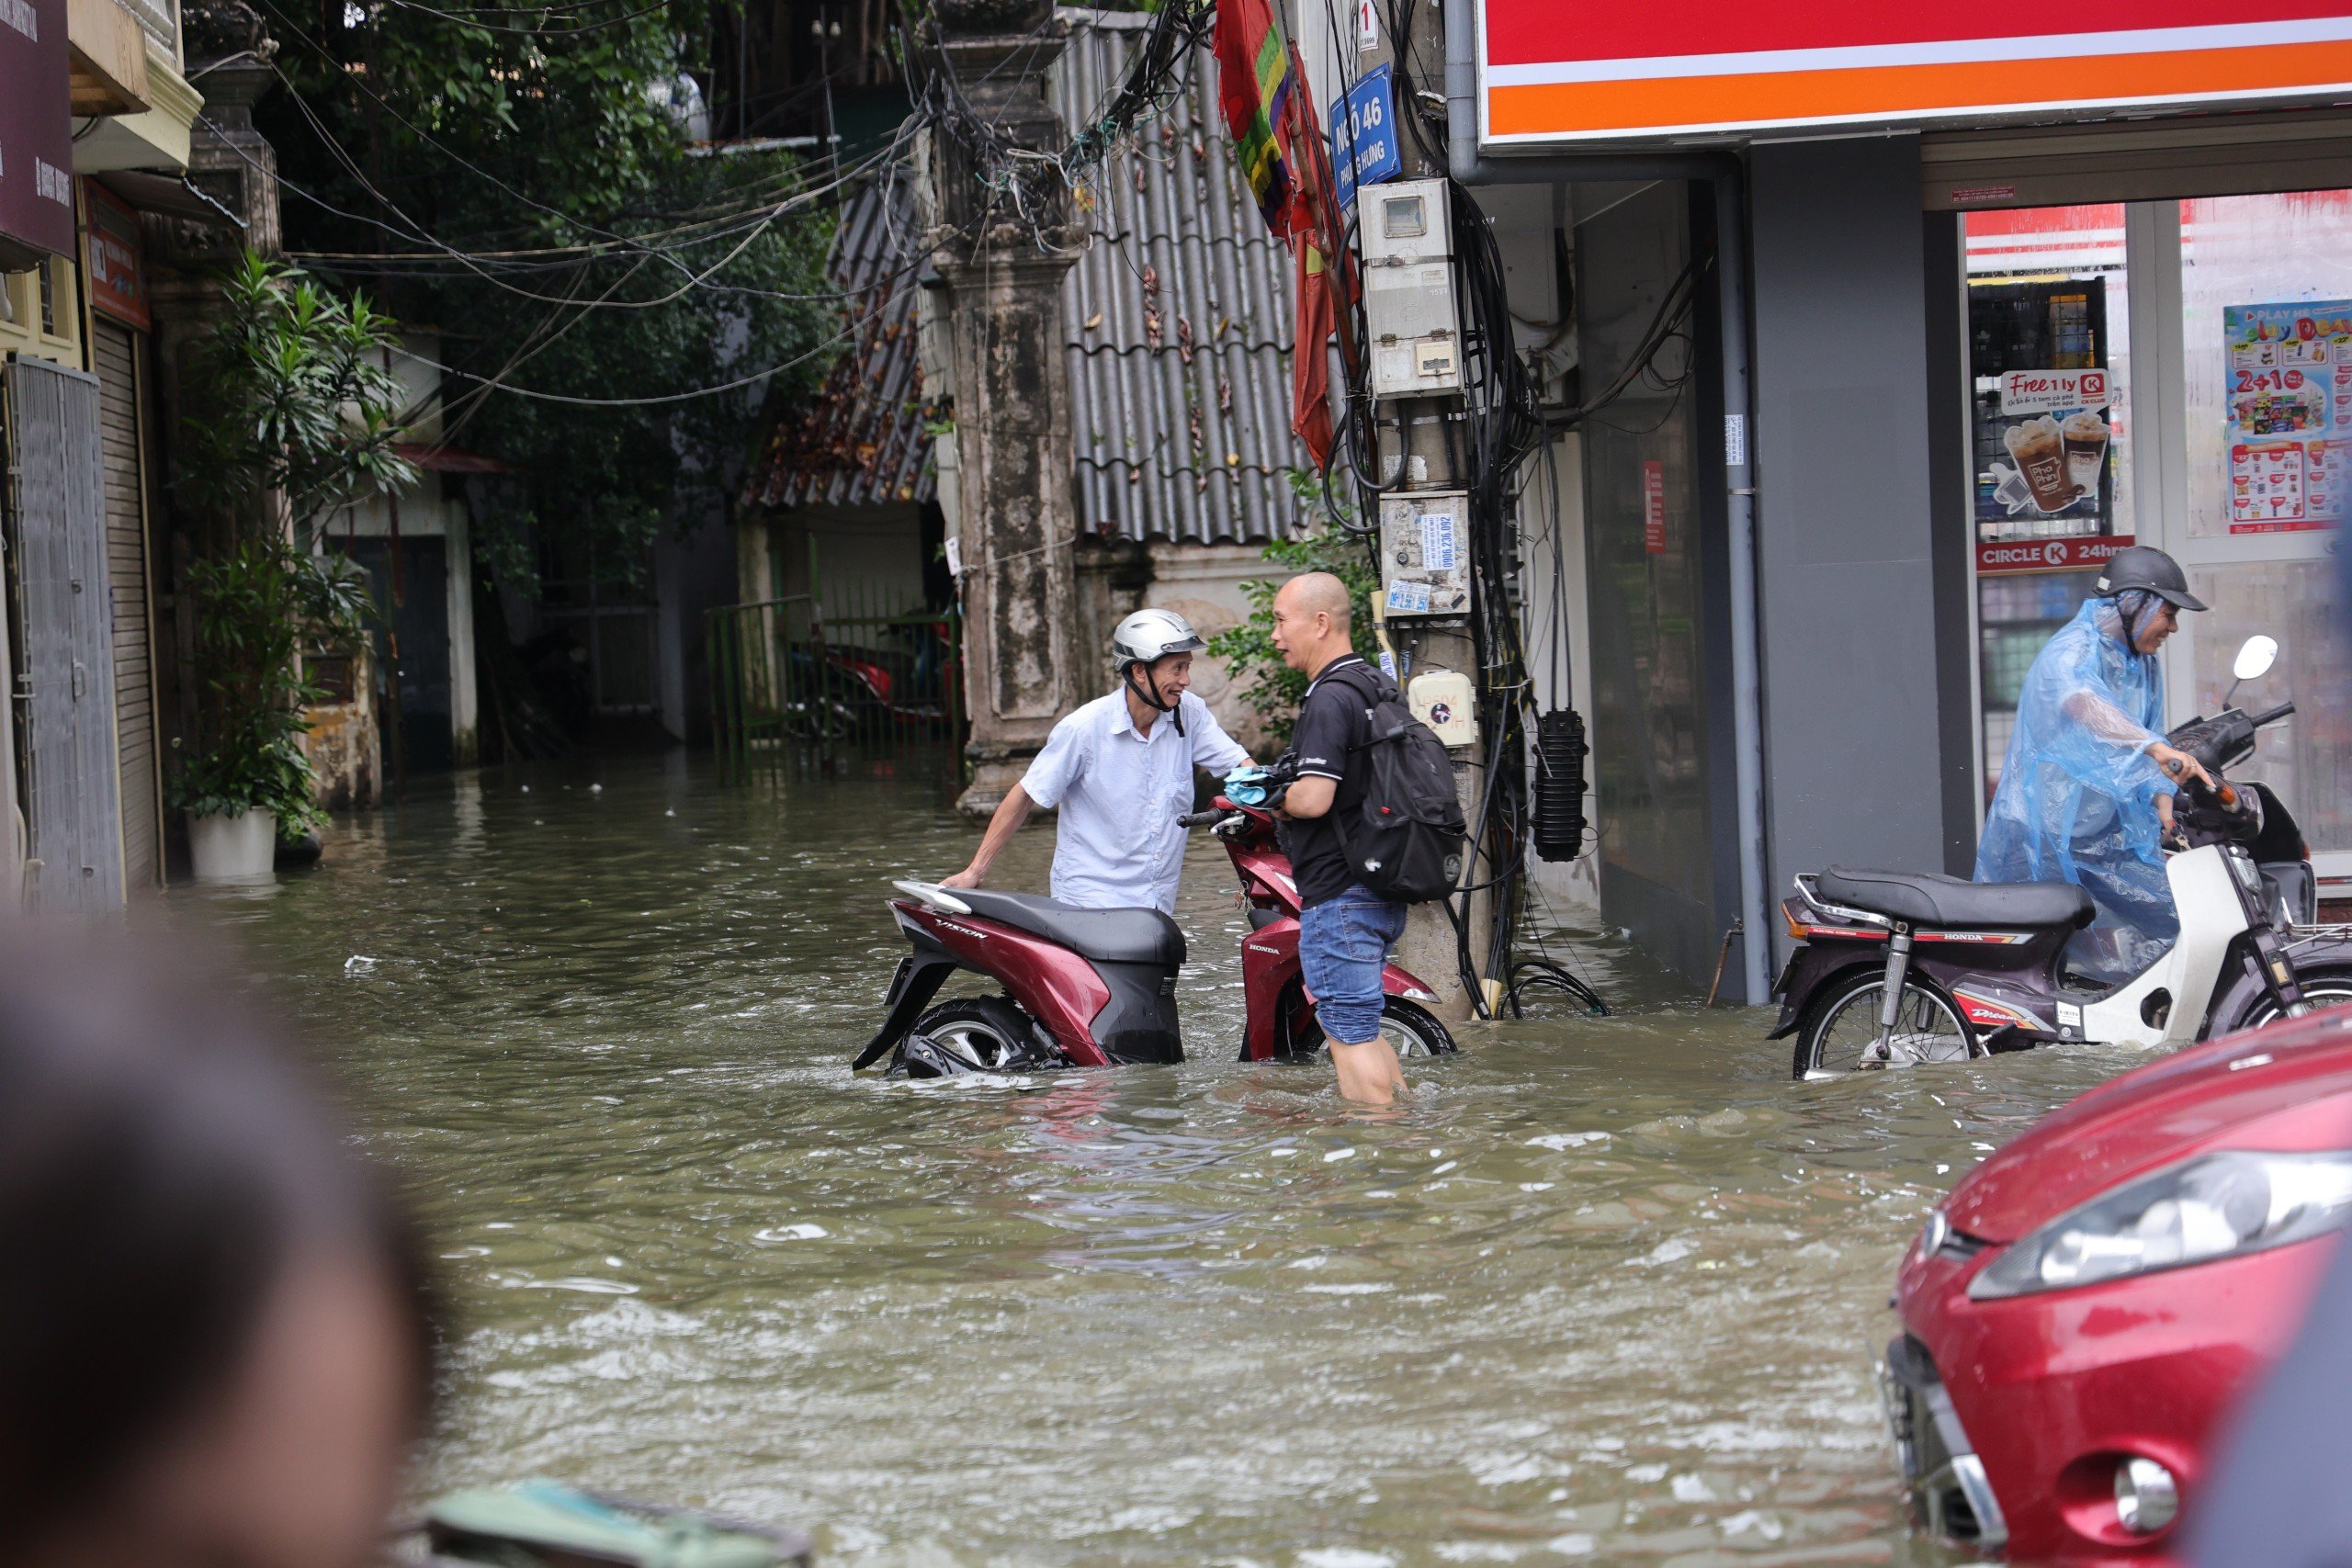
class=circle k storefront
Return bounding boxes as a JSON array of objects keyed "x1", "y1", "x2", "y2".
[
  {"x1": 1464, "y1": 0, "x2": 2352, "y2": 989},
  {"x1": 1951, "y1": 186, "x2": 2350, "y2": 897}
]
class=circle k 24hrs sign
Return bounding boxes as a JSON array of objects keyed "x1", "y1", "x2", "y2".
[
  {"x1": 1976, "y1": 535, "x2": 2136, "y2": 576},
  {"x1": 1476, "y1": 0, "x2": 2352, "y2": 145}
]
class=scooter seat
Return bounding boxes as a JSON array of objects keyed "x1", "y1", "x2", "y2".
[
  {"x1": 952, "y1": 889, "x2": 1187, "y2": 966},
  {"x1": 1816, "y1": 866, "x2": 2095, "y2": 931}
]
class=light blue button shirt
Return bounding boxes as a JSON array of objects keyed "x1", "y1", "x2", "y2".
[{"x1": 1021, "y1": 689, "x2": 1251, "y2": 913}]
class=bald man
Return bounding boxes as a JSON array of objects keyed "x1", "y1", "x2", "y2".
[{"x1": 1269, "y1": 572, "x2": 1408, "y2": 1106}]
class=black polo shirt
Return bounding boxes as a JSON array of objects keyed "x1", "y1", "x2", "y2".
[{"x1": 1279, "y1": 654, "x2": 1377, "y2": 908}]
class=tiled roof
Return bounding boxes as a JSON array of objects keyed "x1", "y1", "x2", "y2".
[
  {"x1": 745, "y1": 170, "x2": 934, "y2": 512},
  {"x1": 1057, "y1": 10, "x2": 1302, "y2": 544}
]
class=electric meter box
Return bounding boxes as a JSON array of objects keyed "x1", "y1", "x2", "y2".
[
  {"x1": 1358, "y1": 179, "x2": 1461, "y2": 399},
  {"x1": 1408, "y1": 670, "x2": 1479, "y2": 749},
  {"x1": 1377, "y1": 491, "x2": 1471, "y2": 620}
]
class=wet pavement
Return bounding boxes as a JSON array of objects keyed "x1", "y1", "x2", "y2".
[{"x1": 173, "y1": 750, "x2": 2146, "y2": 1566}]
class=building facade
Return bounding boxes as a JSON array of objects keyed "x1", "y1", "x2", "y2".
[
  {"x1": 3, "y1": 0, "x2": 208, "y2": 909},
  {"x1": 740, "y1": 9, "x2": 1313, "y2": 756},
  {"x1": 1408, "y1": 0, "x2": 2352, "y2": 998}
]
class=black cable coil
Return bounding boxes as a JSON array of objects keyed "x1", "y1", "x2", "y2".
[{"x1": 1532, "y1": 709, "x2": 1589, "y2": 863}]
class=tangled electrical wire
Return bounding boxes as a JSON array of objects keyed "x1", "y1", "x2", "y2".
[
  {"x1": 1058, "y1": 0, "x2": 1216, "y2": 182},
  {"x1": 898, "y1": 0, "x2": 1216, "y2": 257}
]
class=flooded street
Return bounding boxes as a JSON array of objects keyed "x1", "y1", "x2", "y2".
[{"x1": 175, "y1": 753, "x2": 2141, "y2": 1566}]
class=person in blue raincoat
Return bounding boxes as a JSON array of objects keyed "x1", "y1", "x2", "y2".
[{"x1": 1975, "y1": 546, "x2": 2218, "y2": 979}]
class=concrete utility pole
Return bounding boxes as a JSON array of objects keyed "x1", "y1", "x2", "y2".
[
  {"x1": 1328, "y1": 1, "x2": 1496, "y2": 1021},
  {"x1": 919, "y1": 0, "x2": 1086, "y2": 818}
]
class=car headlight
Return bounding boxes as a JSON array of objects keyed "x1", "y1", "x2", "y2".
[{"x1": 1968, "y1": 1150, "x2": 2352, "y2": 1300}]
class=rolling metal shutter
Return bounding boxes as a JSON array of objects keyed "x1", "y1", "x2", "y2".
[
  {"x1": 93, "y1": 321, "x2": 160, "y2": 890},
  {"x1": 3, "y1": 353, "x2": 125, "y2": 915},
  {"x1": 1923, "y1": 107, "x2": 2352, "y2": 211}
]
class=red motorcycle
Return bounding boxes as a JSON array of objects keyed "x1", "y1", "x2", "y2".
[{"x1": 853, "y1": 796, "x2": 1457, "y2": 1077}]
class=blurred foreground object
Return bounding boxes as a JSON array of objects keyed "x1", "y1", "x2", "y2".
[
  {"x1": 0, "y1": 924, "x2": 436, "y2": 1568},
  {"x1": 2184, "y1": 1114, "x2": 2352, "y2": 1564},
  {"x1": 408, "y1": 1482, "x2": 812, "y2": 1567}
]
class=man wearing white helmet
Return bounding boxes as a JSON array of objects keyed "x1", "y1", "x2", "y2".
[{"x1": 942, "y1": 608, "x2": 1253, "y2": 912}]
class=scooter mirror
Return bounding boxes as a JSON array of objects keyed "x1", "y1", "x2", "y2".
[{"x1": 2233, "y1": 635, "x2": 2278, "y2": 683}]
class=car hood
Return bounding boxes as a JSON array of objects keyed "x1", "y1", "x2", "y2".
[{"x1": 1943, "y1": 1006, "x2": 2352, "y2": 1243}]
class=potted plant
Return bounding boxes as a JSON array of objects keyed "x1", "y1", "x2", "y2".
[
  {"x1": 173, "y1": 540, "x2": 373, "y2": 879},
  {"x1": 171, "y1": 254, "x2": 415, "y2": 880}
]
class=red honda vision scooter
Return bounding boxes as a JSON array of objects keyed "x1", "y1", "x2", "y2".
[{"x1": 853, "y1": 796, "x2": 1457, "y2": 1077}]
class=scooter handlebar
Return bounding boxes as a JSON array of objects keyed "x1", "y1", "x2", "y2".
[
  {"x1": 1176, "y1": 809, "x2": 1229, "y2": 828},
  {"x1": 2248, "y1": 701, "x2": 2297, "y2": 729}
]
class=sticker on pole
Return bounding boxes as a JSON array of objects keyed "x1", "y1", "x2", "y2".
[
  {"x1": 1419, "y1": 511, "x2": 1460, "y2": 571},
  {"x1": 1329, "y1": 64, "x2": 1402, "y2": 213}
]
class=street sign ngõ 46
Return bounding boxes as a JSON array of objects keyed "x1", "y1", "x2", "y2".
[{"x1": 1329, "y1": 63, "x2": 1402, "y2": 213}]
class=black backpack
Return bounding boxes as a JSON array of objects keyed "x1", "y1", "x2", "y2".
[{"x1": 1321, "y1": 663, "x2": 1467, "y2": 903}]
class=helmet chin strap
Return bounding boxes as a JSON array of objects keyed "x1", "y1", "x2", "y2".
[
  {"x1": 1125, "y1": 663, "x2": 1185, "y2": 737},
  {"x1": 2113, "y1": 590, "x2": 2154, "y2": 657}
]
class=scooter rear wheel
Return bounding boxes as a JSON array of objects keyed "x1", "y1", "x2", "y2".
[
  {"x1": 1793, "y1": 973, "x2": 1977, "y2": 1080},
  {"x1": 896, "y1": 998, "x2": 1055, "y2": 1077}
]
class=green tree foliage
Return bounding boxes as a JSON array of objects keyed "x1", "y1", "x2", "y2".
[
  {"x1": 172, "y1": 254, "x2": 400, "y2": 829},
  {"x1": 186, "y1": 253, "x2": 419, "y2": 541},
  {"x1": 1206, "y1": 479, "x2": 1377, "y2": 745},
  {"x1": 259, "y1": 0, "x2": 839, "y2": 593}
]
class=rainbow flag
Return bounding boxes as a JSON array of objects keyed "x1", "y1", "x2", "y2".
[{"x1": 1214, "y1": 0, "x2": 1311, "y2": 241}]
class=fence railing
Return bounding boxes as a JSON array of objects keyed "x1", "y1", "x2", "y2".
[{"x1": 707, "y1": 585, "x2": 964, "y2": 775}]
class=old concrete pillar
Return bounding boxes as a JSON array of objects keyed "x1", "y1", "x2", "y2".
[{"x1": 918, "y1": 5, "x2": 1086, "y2": 817}]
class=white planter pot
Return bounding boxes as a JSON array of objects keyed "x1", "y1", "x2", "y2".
[{"x1": 188, "y1": 808, "x2": 278, "y2": 883}]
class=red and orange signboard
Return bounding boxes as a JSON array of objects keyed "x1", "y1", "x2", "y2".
[
  {"x1": 1479, "y1": 0, "x2": 2352, "y2": 145},
  {"x1": 83, "y1": 179, "x2": 149, "y2": 330}
]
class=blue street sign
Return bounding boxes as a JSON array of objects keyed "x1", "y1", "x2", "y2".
[{"x1": 1329, "y1": 64, "x2": 1401, "y2": 213}]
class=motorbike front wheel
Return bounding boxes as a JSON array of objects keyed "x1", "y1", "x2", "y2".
[
  {"x1": 2226, "y1": 969, "x2": 2352, "y2": 1034},
  {"x1": 1793, "y1": 973, "x2": 1979, "y2": 1080}
]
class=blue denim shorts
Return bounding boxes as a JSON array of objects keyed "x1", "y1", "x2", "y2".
[{"x1": 1297, "y1": 883, "x2": 1408, "y2": 1047}]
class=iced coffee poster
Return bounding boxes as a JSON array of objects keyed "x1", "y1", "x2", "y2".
[
  {"x1": 1983, "y1": 369, "x2": 2112, "y2": 523},
  {"x1": 2223, "y1": 300, "x2": 2352, "y2": 534},
  {"x1": 1968, "y1": 277, "x2": 2113, "y2": 536}
]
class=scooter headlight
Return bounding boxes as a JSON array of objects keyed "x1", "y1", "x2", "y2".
[{"x1": 1968, "y1": 1150, "x2": 2352, "y2": 1300}]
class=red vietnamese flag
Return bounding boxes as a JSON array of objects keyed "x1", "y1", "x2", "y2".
[{"x1": 1294, "y1": 241, "x2": 1337, "y2": 468}]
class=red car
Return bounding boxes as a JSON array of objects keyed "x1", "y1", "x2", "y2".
[{"x1": 1884, "y1": 1005, "x2": 2352, "y2": 1563}]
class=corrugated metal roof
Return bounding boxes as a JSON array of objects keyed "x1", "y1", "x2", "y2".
[
  {"x1": 746, "y1": 170, "x2": 935, "y2": 513},
  {"x1": 747, "y1": 16, "x2": 1306, "y2": 542},
  {"x1": 1056, "y1": 10, "x2": 1305, "y2": 545}
]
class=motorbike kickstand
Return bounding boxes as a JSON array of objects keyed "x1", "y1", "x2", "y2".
[{"x1": 1872, "y1": 923, "x2": 1916, "y2": 1066}]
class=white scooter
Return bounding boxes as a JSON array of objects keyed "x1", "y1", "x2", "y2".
[{"x1": 1771, "y1": 637, "x2": 2349, "y2": 1077}]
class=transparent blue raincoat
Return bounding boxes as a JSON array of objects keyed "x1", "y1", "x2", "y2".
[{"x1": 1975, "y1": 592, "x2": 2177, "y2": 978}]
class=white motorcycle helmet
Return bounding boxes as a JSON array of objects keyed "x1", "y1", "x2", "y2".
[{"x1": 1112, "y1": 608, "x2": 1207, "y2": 735}]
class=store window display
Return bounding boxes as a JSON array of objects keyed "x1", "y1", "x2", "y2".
[
  {"x1": 1964, "y1": 206, "x2": 2134, "y2": 795},
  {"x1": 2178, "y1": 192, "x2": 2352, "y2": 860}
]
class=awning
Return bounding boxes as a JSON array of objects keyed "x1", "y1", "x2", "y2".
[{"x1": 94, "y1": 169, "x2": 245, "y2": 225}]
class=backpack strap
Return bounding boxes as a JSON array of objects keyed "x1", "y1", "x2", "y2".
[{"x1": 1317, "y1": 658, "x2": 1395, "y2": 717}]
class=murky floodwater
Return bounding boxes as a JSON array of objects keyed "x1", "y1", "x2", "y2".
[{"x1": 172, "y1": 751, "x2": 2147, "y2": 1566}]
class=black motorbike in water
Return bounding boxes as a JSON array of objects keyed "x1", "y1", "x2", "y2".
[{"x1": 1772, "y1": 642, "x2": 2351, "y2": 1077}]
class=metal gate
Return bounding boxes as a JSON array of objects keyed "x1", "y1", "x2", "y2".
[
  {"x1": 707, "y1": 580, "x2": 964, "y2": 776},
  {"x1": 4, "y1": 355, "x2": 125, "y2": 915},
  {"x1": 94, "y1": 321, "x2": 163, "y2": 889}
]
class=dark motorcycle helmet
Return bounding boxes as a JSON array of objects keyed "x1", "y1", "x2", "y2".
[{"x1": 2094, "y1": 545, "x2": 2209, "y2": 612}]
